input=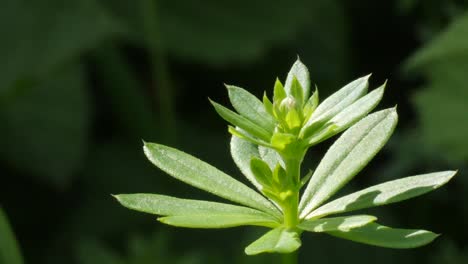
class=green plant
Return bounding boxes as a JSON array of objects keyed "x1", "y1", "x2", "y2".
[{"x1": 115, "y1": 59, "x2": 456, "y2": 263}]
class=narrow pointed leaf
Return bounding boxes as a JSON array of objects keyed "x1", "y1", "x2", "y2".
[
  {"x1": 300, "y1": 109, "x2": 398, "y2": 218},
  {"x1": 230, "y1": 135, "x2": 264, "y2": 191},
  {"x1": 273, "y1": 78, "x2": 286, "y2": 103},
  {"x1": 114, "y1": 193, "x2": 278, "y2": 218},
  {"x1": 228, "y1": 126, "x2": 271, "y2": 148},
  {"x1": 327, "y1": 223, "x2": 439, "y2": 248},
  {"x1": 158, "y1": 214, "x2": 278, "y2": 228},
  {"x1": 307, "y1": 171, "x2": 456, "y2": 219},
  {"x1": 305, "y1": 84, "x2": 384, "y2": 145},
  {"x1": 143, "y1": 143, "x2": 281, "y2": 217},
  {"x1": 211, "y1": 100, "x2": 272, "y2": 142},
  {"x1": 0, "y1": 208, "x2": 24, "y2": 264},
  {"x1": 250, "y1": 158, "x2": 273, "y2": 187},
  {"x1": 302, "y1": 75, "x2": 370, "y2": 135},
  {"x1": 284, "y1": 59, "x2": 310, "y2": 101},
  {"x1": 298, "y1": 215, "x2": 376, "y2": 232},
  {"x1": 245, "y1": 227, "x2": 301, "y2": 255},
  {"x1": 263, "y1": 92, "x2": 274, "y2": 116},
  {"x1": 227, "y1": 85, "x2": 276, "y2": 131}
]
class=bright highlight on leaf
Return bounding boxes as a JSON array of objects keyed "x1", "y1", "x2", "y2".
[{"x1": 115, "y1": 58, "x2": 456, "y2": 256}]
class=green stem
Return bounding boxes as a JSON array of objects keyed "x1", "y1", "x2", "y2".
[
  {"x1": 283, "y1": 157, "x2": 300, "y2": 227},
  {"x1": 282, "y1": 250, "x2": 298, "y2": 264},
  {"x1": 140, "y1": 0, "x2": 176, "y2": 143}
]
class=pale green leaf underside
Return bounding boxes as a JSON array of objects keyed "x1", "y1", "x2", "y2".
[
  {"x1": 230, "y1": 135, "x2": 264, "y2": 192},
  {"x1": 330, "y1": 84, "x2": 385, "y2": 132},
  {"x1": 227, "y1": 86, "x2": 276, "y2": 131},
  {"x1": 307, "y1": 170, "x2": 456, "y2": 219},
  {"x1": 258, "y1": 146, "x2": 284, "y2": 169},
  {"x1": 245, "y1": 227, "x2": 301, "y2": 255},
  {"x1": 143, "y1": 143, "x2": 281, "y2": 217},
  {"x1": 304, "y1": 74, "x2": 370, "y2": 129},
  {"x1": 327, "y1": 223, "x2": 439, "y2": 248},
  {"x1": 284, "y1": 59, "x2": 310, "y2": 101},
  {"x1": 300, "y1": 108, "x2": 398, "y2": 218},
  {"x1": 306, "y1": 85, "x2": 385, "y2": 146},
  {"x1": 0, "y1": 208, "x2": 24, "y2": 264},
  {"x1": 298, "y1": 215, "x2": 376, "y2": 232},
  {"x1": 159, "y1": 214, "x2": 278, "y2": 228}
]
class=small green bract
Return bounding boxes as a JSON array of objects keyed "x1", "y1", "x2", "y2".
[{"x1": 115, "y1": 58, "x2": 456, "y2": 256}]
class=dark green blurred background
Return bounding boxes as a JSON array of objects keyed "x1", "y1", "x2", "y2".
[{"x1": 1, "y1": 0, "x2": 468, "y2": 263}]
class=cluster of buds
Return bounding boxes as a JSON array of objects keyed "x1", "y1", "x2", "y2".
[{"x1": 211, "y1": 58, "x2": 385, "y2": 159}]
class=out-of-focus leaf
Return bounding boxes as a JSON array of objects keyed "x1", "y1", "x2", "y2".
[
  {"x1": 299, "y1": 109, "x2": 398, "y2": 218},
  {"x1": 143, "y1": 143, "x2": 281, "y2": 217},
  {"x1": 405, "y1": 12, "x2": 468, "y2": 70},
  {"x1": 0, "y1": 0, "x2": 122, "y2": 188},
  {"x1": 308, "y1": 171, "x2": 456, "y2": 219},
  {"x1": 298, "y1": 215, "x2": 376, "y2": 232},
  {"x1": 76, "y1": 238, "x2": 124, "y2": 264},
  {"x1": 0, "y1": 65, "x2": 90, "y2": 188},
  {"x1": 405, "y1": 11, "x2": 468, "y2": 161},
  {"x1": 0, "y1": 208, "x2": 24, "y2": 264},
  {"x1": 0, "y1": 0, "x2": 121, "y2": 96},
  {"x1": 99, "y1": 0, "x2": 326, "y2": 64},
  {"x1": 327, "y1": 223, "x2": 439, "y2": 249},
  {"x1": 244, "y1": 227, "x2": 301, "y2": 255}
]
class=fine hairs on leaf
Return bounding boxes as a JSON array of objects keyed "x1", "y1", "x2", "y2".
[{"x1": 115, "y1": 58, "x2": 456, "y2": 260}]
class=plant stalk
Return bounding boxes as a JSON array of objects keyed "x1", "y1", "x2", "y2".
[
  {"x1": 282, "y1": 250, "x2": 298, "y2": 264},
  {"x1": 140, "y1": 0, "x2": 176, "y2": 143}
]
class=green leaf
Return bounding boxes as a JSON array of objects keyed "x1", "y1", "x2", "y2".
[
  {"x1": 301, "y1": 74, "x2": 370, "y2": 136},
  {"x1": 299, "y1": 108, "x2": 398, "y2": 218},
  {"x1": 258, "y1": 146, "x2": 284, "y2": 169},
  {"x1": 210, "y1": 100, "x2": 272, "y2": 142},
  {"x1": 405, "y1": 12, "x2": 468, "y2": 70},
  {"x1": 227, "y1": 85, "x2": 276, "y2": 131},
  {"x1": 0, "y1": 65, "x2": 90, "y2": 188},
  {"x1": 284, "y1": 58, "x2": 310, "y2": 102},
  {"x1": 230, "y1": 135, "x2": 264, "y2": 191},
  {"x1": 298, "y1": 215, "x2": 376, "y2": 232},
  {"x1": 115, "y1": 194, "x2": 279, "y2": 228},
  {"x1": 305, "y1": 83, "x2": 385, "y2": 146},
  {"x1": 328, "y1": 83, "x2": 385, "y2": 133},
  {"x1": 0, "y1": 208, "x2": 24, "y2": 264},
  {"x1": 244, "y1": 227, "x2": 301, "y2": 255},
  {"x1": 250, "y1": 158, "x2": 274, "y2": 188},
  {"x1": 307, "y1": 171, "x2": 456, "y2": 219},
  {"x1": 327, "y1": 223, "x2": 439, "y2": 248},
  {"x1": 273, "y1": 78, "x2": 287, "y2": 103},
  {"x1": 158, "y1": 214, "x2": 278, "y2": 228},
  {"x1": 143, "y1": 143, "x2": 281, "y2": 217},
  {"x1": 76, "y1": 238, "x2": 124, "y2": 264}
]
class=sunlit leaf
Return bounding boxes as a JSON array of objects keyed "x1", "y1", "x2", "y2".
[
  {"x1": 298, "y1": 215, "x2": 376, "y2": 232},
  {"x1": 244, "y1": 227, "x2": 301, "y2": 255},
  {"x1": 299, "y1": 109, "x2": 398, "y2": 218},
  {"x1": 284, "y1": 59, "x2": 310, "y2": 103},
  {"x1": 210, "y1": 100, "x2": 272, "y2": 142},
  {"x1": 143, "y1": 143, "x2": 281, "y2": 217},
  {"x1": 227, "y1": 86, "x2": 276, "y2": 131},
  {"x1": 230, "y1": 135, "x2": 264, "y2": 191},
  {"x1": 307, "y1": 171, "x2": 456, "y2": 219},
  {"x1": 301, "y1": 74, "x2": 370, "y2": 136},
  {"x1": 159, "y1": 214, "x2": 278, "y2": 228},
  {"x1": 327, "y1": 223, "x2": 439, "y2": 248}
]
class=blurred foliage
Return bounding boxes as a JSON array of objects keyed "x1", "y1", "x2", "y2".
[
  {"x1": 0, "y1": 208, "x2": 24, "y2": 264},
  {"x1": 405, "y1": 10, "x2": 468, "y2": 162},
  {"x1": 0, "y1": 0, "x2": 467, "y2": 263}
]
